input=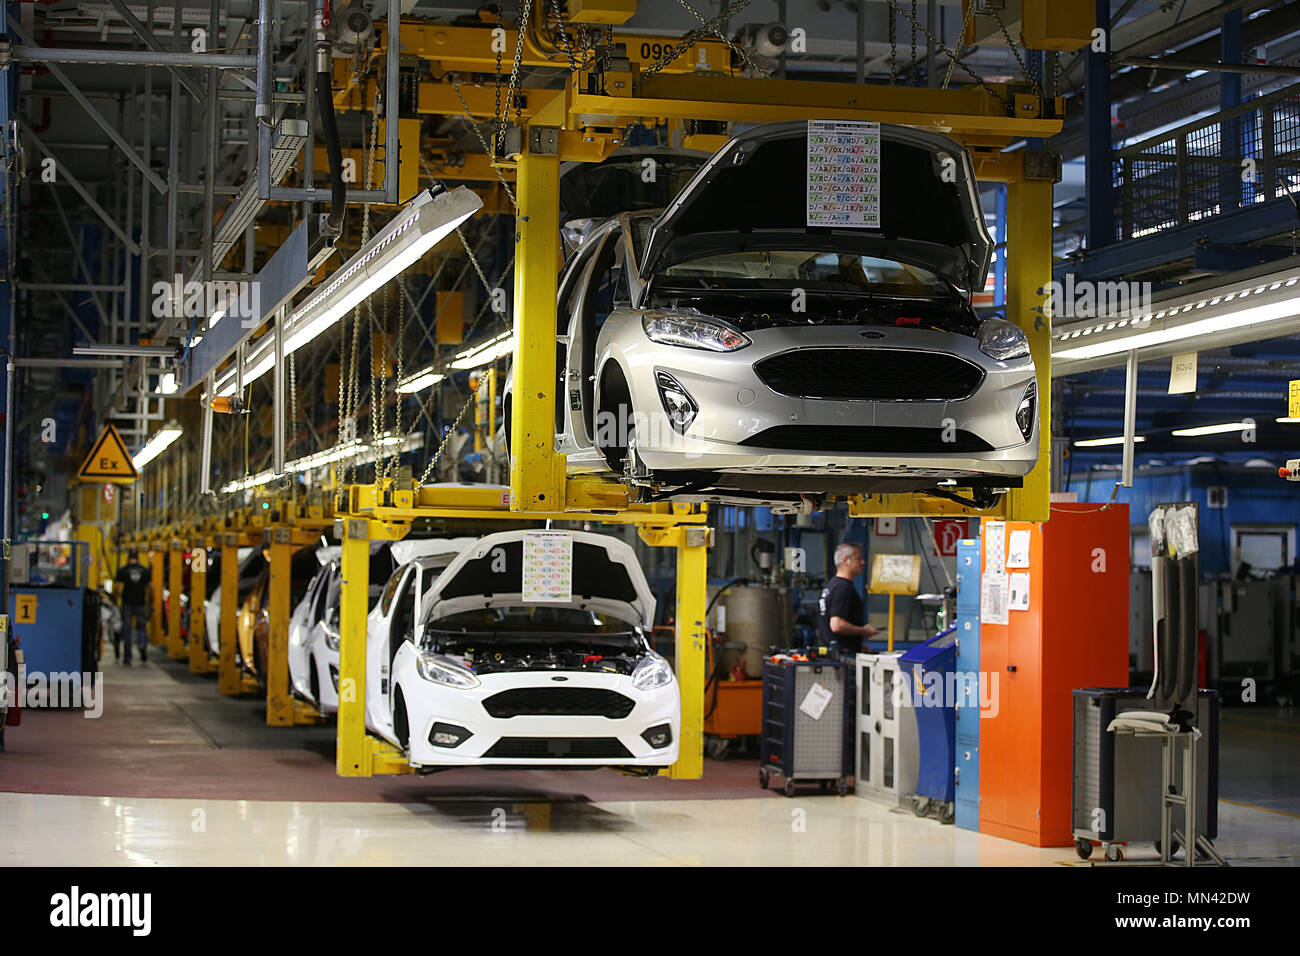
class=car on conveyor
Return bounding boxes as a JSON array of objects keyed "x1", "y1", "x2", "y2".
[
  {"x1": 504, "y1": 121, "x2": 1037, "y2": 510},
  {"x1": 368, "y1": 529, "x2": 679, "y2": 772}
]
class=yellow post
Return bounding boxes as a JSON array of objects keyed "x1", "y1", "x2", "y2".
[
  {"x1": 887, "y1": 593, "x2": 896, "y2": 653},
  {"x1": 667, "y1": 526, "x2": 708, "y2": 780},
  {"x1": 149, "y1": 545, "x2": 165, "y2": 647},
  {"x1": 337, "y1": 518, "x2": 371, "y2": 776},
  {"x1": 1005, "y1": 164, "x2": 1053, "y2": 522},
  {"x1": 218, "y1": 534, "x2": 242, "y2": 694},
  {"x1": 266, "y1": 529, "x2": 293, "y2": 726},
  {"x1": 508, "y1": 147, "x2": 566, "y2": 512},
  {"x1": 188, "y1": 536, "x2": 211, "y2": 673},
  {"x1": 167, "y1": 539, "x2": 185, "y2": 659}
]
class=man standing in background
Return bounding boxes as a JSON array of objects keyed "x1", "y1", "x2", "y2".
[{"x1": 114, "y1": 548, "x2": 152, "y2": 665}]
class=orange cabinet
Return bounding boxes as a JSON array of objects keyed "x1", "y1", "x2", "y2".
[{"x1": 978, "y1": 504, "x2": 1130, "y2": 847}]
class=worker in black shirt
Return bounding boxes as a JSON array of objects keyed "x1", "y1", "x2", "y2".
[
  {"x1": 817, "y1": 542, "x2": 880, "y2": 655},
  {"x1": 114, "y1": 548, "x2": 153, "y2": 665}
]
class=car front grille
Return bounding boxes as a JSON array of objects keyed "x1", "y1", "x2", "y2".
[
  {"x1": 754, "y1": 348, "x2": 984, "y2": 401},
  {"x1": 483, "y1": 737, "x2": 633, "y2": 759},
  {"x1": 482, "y1": 687, "x2": 636, "y2": 719},
  {"x1": 738, "y1": 425, "x2": 994, "y2": 454}
]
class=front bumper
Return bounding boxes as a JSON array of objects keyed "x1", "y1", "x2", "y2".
[
  {"x1": 398, "y1": 669, "x2": 681, "y2": 768},
  {"x1": 609, "y1": 323, "x2": 1038, "y2": 479}
]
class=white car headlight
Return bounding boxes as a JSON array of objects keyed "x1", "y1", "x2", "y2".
[
  {"x1": 631, "y1": 652, "x2": 674, "y2": 691},
  {"x1": 323, "y1": 630, "x2": 340, "y2": 651},
  {"x1": 415, "y1": 652, "x2": 480, "y2": 689},
  {"x1": 978, "y1": 317, "x2": 1030, "y2": 360},
  {"x1": 642, "y1": 311, "x2": 750, "y2": 352}
]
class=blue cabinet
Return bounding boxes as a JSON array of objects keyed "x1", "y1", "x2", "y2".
[{"x1": 954, "y1": 537, "x2": 981, "y2": 831}]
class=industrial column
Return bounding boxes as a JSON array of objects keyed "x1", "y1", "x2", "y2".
[
  {"x1": 217, "y1": 533, "x2": 242, "y2": 694},
  {"x1": 149, "y1": 544, "x2": 165, "y2": 647},
  {"x1": 167, "y1": 537, "x2": 185, "y2": 659},
  {"x1": 188, "y1": 532, "x2": 212, "y2": 674}
]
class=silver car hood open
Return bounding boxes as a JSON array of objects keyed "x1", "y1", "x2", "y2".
[
  {"x1": 639, "y1": 121, "x2": 993, "y2": 295},
  {"x1": 423, "y1": 529, "x2": 655, "y2": 627}
]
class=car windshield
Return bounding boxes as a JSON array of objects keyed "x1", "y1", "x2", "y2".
[{"x1": 662, "y1": 250, "x2": 952, "y2": 296}]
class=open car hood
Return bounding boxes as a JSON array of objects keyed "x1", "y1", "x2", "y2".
[
  {"x1": 640, "y1": 121, "x2": 993, "y2": 296},
  {"x1": 424, "y1": 529, "x2": 655, "y2": 627}
]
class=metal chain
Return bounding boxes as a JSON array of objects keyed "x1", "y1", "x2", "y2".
[
  {"x1": 333, "y1": 316, "x2": 348, "y2": 506},
  {"x1": 911, "y1": 0, "x2": 917, "y2": 84},
  {"x1": 943, "y1": 0, "x2": 976, "y2": 90},
  {"x1": 549, "y1": 0, "x2": 579, "y2": 73},
  {"x1": 289, "y1": 348, "x2": 298, "y2": 505},
  {"x1": 503, "y1": 0, "x2": 535, "y2": 144},
  {"x1": 991, "y1": 6, "x2": 1042, "y2": 96},
  {"x1": 892, "y1": 2, "x2": 1006, "y2": 105},
  {"x1": 641, "y1": 0, "x2": 760, "y2": 81},
  {"x1": 1052, "y1": 51, "x2": 1062, "y2": 98},
  {"x1": 417, "y1": 381, "x2": 482, "y2": 486},
  {"x1": 449, "y1": 81, "x2": 518, "y2": 208},
  {"x1": 888, "y1": 0, "x2": 897, "y2": 85},
  {"x1": 394, "y1": 278, "x2": 406, "y2": 477},
  {"x1": 493, "y1": 4, "x2": 505, "y2": 151}
]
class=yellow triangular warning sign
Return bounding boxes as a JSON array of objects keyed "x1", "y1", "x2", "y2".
[{"x1": 77, "y1": 424, "x2": 140, "y2": 483}]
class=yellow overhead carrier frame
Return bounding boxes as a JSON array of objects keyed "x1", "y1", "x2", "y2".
[
  {"x1": 334, "y1": 482, "x2": 711, "y2": 779},
  {"x1": 508, "y1": 67, "x2": 1063, "y2": 524}
]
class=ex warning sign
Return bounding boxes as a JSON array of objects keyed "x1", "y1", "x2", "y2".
[{"x1": 77, "y1": 424, "x2": 139, "y2": 483}]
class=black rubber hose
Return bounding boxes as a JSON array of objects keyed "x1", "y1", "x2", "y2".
[{"x1": 315, "y1": 68, "x2": 346, "y2": 232}]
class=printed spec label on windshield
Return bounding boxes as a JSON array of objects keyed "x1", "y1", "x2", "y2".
[
  {"x1": 806, "y1": 119, "x2": 880, "y2": 229},
  {"x1": 522, "y1": 530, "x2": 573, "y2": 603}
]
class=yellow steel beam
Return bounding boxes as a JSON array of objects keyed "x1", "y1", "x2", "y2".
[
  {"x1": 167, "y1": 538, "x2": 186, "y2": 659},
  {"x1": 217, "y1": 532, "x2": 244, "y2": 695},
  {"x1": 568, "y1": 71, "x2": 1063, "y2": 142},
  {"x1": 149, "y1": 546, "x2": 165, "y2": 647},
  {"x1": 380, "y1": 21, "x2": 731, "y2": 77},
  {"x1": 187, "y1": 533, "x2": 216, "y2": 675},
  {"x1": 508, "y1": 148, "x2": 567, "y2": 513},
  {"x1": 637, "y1": 523, "x2": 710, "y2": 780},
  {"x1": 422, "y1": 151, "x2": 516, "y2": 184},
  {"x1": 266, "y1": 525, "x2": 323, "y2": 726},
  {"x1": 336, "y1": 515, "x2": 410, "y2": 777},
  {"x1": 1004, "y1": 172, "x2": 1053, "y2": 522}
]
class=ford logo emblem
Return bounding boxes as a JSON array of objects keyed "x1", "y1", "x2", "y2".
[
  {"x1": 552, "y1": 675, "x2": 569, "y2": 681},
  {"x1": 859, "y1": 330, "x2": 886, "y2": 339}
]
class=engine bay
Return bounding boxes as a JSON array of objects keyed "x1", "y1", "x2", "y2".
[
  {"x1": 427, "y1": 633, "x2": 649, "y2": 677},
  {"x1": 651, "y1": 290, "x2": 981, "y2": 336}
]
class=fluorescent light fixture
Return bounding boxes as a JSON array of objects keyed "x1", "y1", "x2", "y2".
[
  {"x1": 218, "y1": 432, "x2": 423, "y2": 493},
  {"x1": 74, "y1": 343, "x2": 174, "y2": 358},
  {"x1": 283, "y1": 186, "x2": 481, "y2": 358},
  {"x1": 1277, "y1": 417, "x2": 1300, "y2": 424},
  {"x1": 1054, "y1": 269, "x2": 1300, "y2": 364},
  {"x1": 449, "y1": 329, "x2": 513, "y2": 371},
  {"x1": 157, "y1": 373, "x2": 178, "y2": 395},
  {"x1": 217, "y1": 186, "x2": 480, "y2": 396},
  {"x1": 1171, "y1": 421, "x2": 1251, "y2": 437},
  {"x1": 133, "y1": 422, "x2": 183, "y2": 469},
  {"x1": 1074, "y1": 435, "x2": 1147, "y2": 447},
  {"x1": 396, "y1": 366, "x2": 446, "y2": 394}
]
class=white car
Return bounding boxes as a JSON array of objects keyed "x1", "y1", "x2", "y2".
[
  {"x1": 371, "y1": 529, "x2": 680, "y2": 772},
  {"x1": 292, "y1": 538, "x2": 477, "y2": 714}
]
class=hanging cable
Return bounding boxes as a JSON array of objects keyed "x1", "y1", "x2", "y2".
[{"x1": 314, "y1": 0, "x2": 346, "y2": 234}]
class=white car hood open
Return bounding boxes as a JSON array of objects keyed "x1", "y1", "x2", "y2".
[
  {"x1": 423, "y1": 529, "x2": 655, "y2": 626},
  {"x1": 389, "y1": 536, "x2": 478, "y2": 567}
]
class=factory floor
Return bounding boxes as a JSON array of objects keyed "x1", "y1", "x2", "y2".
[{"x1": 2, "y1": 651, "x2": 1297, "y2": 866}]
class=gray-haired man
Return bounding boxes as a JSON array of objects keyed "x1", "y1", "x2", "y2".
[{"x1": 817, "y1": 542, "x2": 880, "y2": 654}]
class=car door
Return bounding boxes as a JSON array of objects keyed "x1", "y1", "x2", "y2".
[
  {"x1": 366, "y1": 564, "x2": 414, "y2": 739},
  {"x1": 565, "y1": 227, "x2": 629, "y2": 450},
  {"x1": 556, "y1": 224, "x2": 617, "y2": 453}
]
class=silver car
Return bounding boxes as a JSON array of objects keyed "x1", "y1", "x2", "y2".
[{"x1": 506, "y1": 121, "x2": 1038, "y2": 509}]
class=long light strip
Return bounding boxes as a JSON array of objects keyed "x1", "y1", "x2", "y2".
[
  {"x1": 395, "y1": 366, "x2": 446, "y2": 394},
  {"x1": 1053, "y1": 272, "x2": 1300, "y2": 362},
  {"x1": 216, "y1": 186, "x2": 482, "y2": 396},
  {"x1": 1170, "y1": 421, "x2": 1252, "y2": 437},
  {"x1": 1074, "y1": 435, "x2": 1147, "y2": 447},
  {"x1": 218, "y1": 432, "x2": 423, "y2": 493},
  {"x1": 449, "y1": 329, "x2": 513, "y2": 370},
  {"x1": 133, "y1": 423, "x2": 183, "y2": 469}
]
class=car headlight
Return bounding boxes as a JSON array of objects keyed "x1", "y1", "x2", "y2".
[
  {"x1": 642, "y1": 311, "x2": 750, "y2": 352},
  {"x1": 631, "y1": 652, "x2": 674, "y2": 691},
  {"x1": 978, "y1": 318, "x2": 1030, "y2": 360},
  {"x1": 323, "y1": 630, "x2": 340, "y2": 651},
  {"x1": 415, "y1": 652, "x2": 480, "y2": 689}
]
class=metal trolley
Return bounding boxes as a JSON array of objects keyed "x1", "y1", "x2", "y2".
[{"x1": 759, "y1": 657, "x2": 854, "y2": 797}]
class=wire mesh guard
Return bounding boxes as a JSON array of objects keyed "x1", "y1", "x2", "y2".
[{"x1": 1111, "y1": 85, "x2": 1300, "y2": 242}]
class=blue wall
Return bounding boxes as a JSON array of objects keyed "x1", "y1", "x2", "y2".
[{"x1": 1072, "y1": 465, "x2": 1300, "y2": 576}]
